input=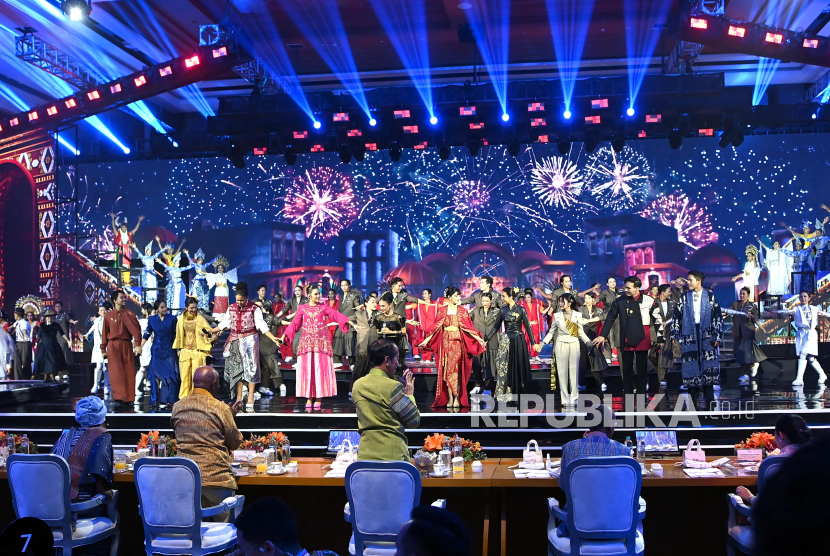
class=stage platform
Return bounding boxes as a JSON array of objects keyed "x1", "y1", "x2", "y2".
[{"x1": 1, "y1": 352, "x2": 828, "y2": 459}]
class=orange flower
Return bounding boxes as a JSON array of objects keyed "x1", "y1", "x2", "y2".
[
  {"x1": 271, "y1": 432, "x2": 286, "y2": 444},
  {"x1": 423, "y1": 433, "x2": 446, "y2": 452}
]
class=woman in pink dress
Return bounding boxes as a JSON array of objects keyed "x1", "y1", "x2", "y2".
[{"x1": 281, "y1": 284, "x2": 350, "y2": 410}]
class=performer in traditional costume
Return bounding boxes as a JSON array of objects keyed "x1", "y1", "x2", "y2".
[
  {"x1": 416, "y1": 289, "x2": 439, "y2": 362},
  {"x1": 281, "y1": 284, "x2": 350, "y2": 410},
  {"x1": 11, "y1": 308, "x2": 32, "y2": 380},
  {"x1": 724, "y1": 287, "x2": 767, "y2": 384},
  {"x1": 732, "y1": 245, "x2": 761, "y2": 301},
  {"x1": 205, "y1": 255, "x2": 239, "y2": 318},
  {"x1": 670, "y1": 271, "x2": 723, "y2": 410},
  {"x1": 210, "y1": 282, "x2": 282, "y2": 410},
  {"x1": 421, "y1": 286, "x2": 485, "y2": 409},
  {"x1": 133, "y1": 241, "x2": 163, "y2": 303},
  {"x1": 650, "y1": 285, "x2": 678, "y2": 388},
  {"x1": 777, "y1": 291, "x2": 829, "y2": 386},
  {"x1": 272, "y1": 292, "x2": 293, "y2": 361},
  {"x1": 537, "y1": 293, "x2": 591, "y2": 408},
  {"x1": 374, "y1": 293, "x2": 410, "y2": 376},
  {"x1": 518, "y1": 288, "x2": 546, "y2": 358},
  {"x1": 158, "y1": 239, "x2": 193, "y2": 316},
  {"x1": 484, "y1": 287, "x2": 537, "y2": 404},
  {"x1": 139, "y1": 299, "x2": 178, "y2": 409},
  {"x1": 172, "y1": 297, "x2": 213, "y2": 399},
  {"x1": 253, "y1": 299, "x2": 285, "y2": 397},
  {"x1": 84, "y1": 303, "x2": 111, "y2": 395},
  {"x1": 325, "y1": 288, "x2": 341, "y2": 344},
  {"x1": 33, "y1": 310, "x2": 70, "y2": 382},
  {"x1": 187, "y1": 248, "x2": 216, "y2": 312},
  {"x1": 110, "y1": 213, "x2": 144, "y2": 286},
  {"x1": 101, "y1": 290, "x2": 142, "y2": 405},
  {"x1": 757, "y1": 237, "x2": 790, "y2": 296},
  {"x1": 781, "y1": 237, "x2": 816, "y2": 295},
  {"x1": 333, "y1": 279, "x2": 362, "y2": 369},
  {"x1": 276, "y1": 285, "x2": 309, "y2": 363}
]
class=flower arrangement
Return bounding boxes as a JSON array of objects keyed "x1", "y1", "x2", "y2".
[
  {"x1": 136, "y1": 430, "x2": 177, "y2": 456},
  {"x1": 735, "y1": 431, "x2": 777, "y2": 452},
  {"x1": 421, "y1": 433, "x2": 487, "y2": 463},
  {"x1": 0, "y1": 432, "x2": 39, "y2": 454},
  {"x1": 240, "y1": 432, "x2": 287, "y2": 459}
]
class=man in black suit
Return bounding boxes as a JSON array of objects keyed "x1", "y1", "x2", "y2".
[
  {"x1": 389, "y1": 277, "x2": 420, "y2": 319},
  {"x1": 470, "y1": 292, "x2": 500, "y2": 395},
  {"x1": 459, "y1": 275, "x2": 501, "y2": 309},
  {"x1": 593, "y1": 276, "x2": 654, "y2": 403},
  {"x1": 597, "y1": 277, "x2": 623, "y2": 362}
]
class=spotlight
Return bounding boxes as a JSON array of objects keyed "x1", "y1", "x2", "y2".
[
  {"x1": 668, "y1": 129, "x2": 683, "y2": 150},
  {"x1": 626, "y1": 107, "x2": 635, "y2": 117},
  {"x1": 507, "y1": 139, "x2": 520, "y2": 157},
  {"x1": 583, "y1": 131, "x2": 600, "y2": 153},
  {"x1": 338, "y1": 144, "x2": 352, "y2": 164},
  {"x1": 228, "y1": 146, "x2": 246, "y2": 169},
  {"x1": 812, "y1": 113, "x2": 818, "y2": 119},
  {"x1": 501, "y1": 113, "x2": 510, "y2": 122},
  {"x1": 611, "y1": 134, "x2": 625, "y2": 153},
  {"x1": 467, "y1": 139, "x2": 481, "y2": 157},
  {"x1": 313, "y1": 121, "x2": 322, "y2": 130},
  {"x1": 563, "y1": 110, "x2": 572, "y2": 120},
  {"x1": 429, "y1": 116, "x2": 438, "y2": 125},
  {"x1": 61, "y1": 0, "x2": 91, "y2": 21},
  {"x1": 369, "y1": 118, "x2": 377, "y2": 127},
  {"x1": 352, "y1": 142, "x2": 366, "y2": 162},
  {"x1": 557, "y1": 139, "x2": 570, "y2": 156},
  {"x1": 284, "y1": 146, "x2": 297, "y2": 166},
  {"x1": 438, "y1": 145, "x2": 451, "y2": 160},
  {"x1": 389, "y1": 142, "x2": 402, "y2": 162}
]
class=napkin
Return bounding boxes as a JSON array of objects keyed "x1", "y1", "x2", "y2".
[
  {"x1": 324, "y1": 469, "x2": 347, "y2": 478},
  {"x1": 683, "y1": 468, "x2": 725, "y2": 478}
]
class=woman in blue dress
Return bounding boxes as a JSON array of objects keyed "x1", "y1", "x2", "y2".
[
  {"x1": 133, "y1": 241, "x2": 163, "y2": 303},
  {"x1": 160, "y1": 250, "x2": 194, "y2": 316},
  {"x1": 186, "y1": 248, "x2": 215, "y2": 312},
  {"x1": 138, "y1": 299, "x2": 179, "y2": 409}
]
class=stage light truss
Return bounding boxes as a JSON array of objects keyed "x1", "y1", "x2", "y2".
[
  {"x1": 0, "y1": 40, "x2": 249, "y2": 139},
  {"x1": 233, "y1": 60, "x2": 282, "y2": 95},
  {"x1": 15, "y1": 32, "x2": 105, "y2": 89}
]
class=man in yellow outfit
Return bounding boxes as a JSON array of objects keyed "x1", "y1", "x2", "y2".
[{"x1": 173, "y1": 297, "x2": 214, "y2": 398}]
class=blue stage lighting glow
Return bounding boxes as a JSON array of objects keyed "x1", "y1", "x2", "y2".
[
  {"x1": 751, "y1": 4, "x2": 807, "y2": 107},
  {"x1": 545, "y1": 0, "x2": 595, "y2": 130},
  {"x1": 627, "y1": 107, "x2": 635, "y2": 117},
  {"x1": 126, "y1": 101, "x2": 167, "y2": 134},
  {"x1": 563, "y1": 110, "x2": 572, "y2": 120},
  {"x1": 369, "y1": 118, "x2": 378, "y2": 127},
  {"x1": 313, "y1": 121, "x2": 322, "y2": 129},
  {"x1": 624, "y1": 0, "x2": 672, "y2": 110},
  {"x1": 279, "y1": 0, "x2": 372, "y2": 118},
  {"x1": 369, "y1": 0, "x2": 434, "y2": 119},
  {"x1": 54, "y1": 133, "x2": 79, "y2": 156},
  {"x1": 430, "y1": 116, "x2": 438, "y2": 125},
  {"x1": 752, "y1": 58, "x2": 780, "y2": 106},
  {"x1": 812, "y1": 113, "x2": 817, "y2": 119},
  {"x1": 501, "y1": 113, "x2": 510, "y2": 122},
  {"x1": 84, "y1": 116, "x2": 131, "y2": 154},
  {"x1": 464, "y1": 0, "x2": 511, "y2": 116}
]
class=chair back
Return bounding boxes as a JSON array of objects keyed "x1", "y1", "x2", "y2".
[
  {"x1": 561, "y1": 457, "x2": 642, "y2": 554},
  {"x1": 7, "y1": 454, "x2": 73, "y2": 540},
  {"x1": 757, "y1": 455, "x2": 787, "y2": 492},
  {"x1": 345, "y1": 461, "x2": 422, "y2": 550},
  {"x1": 134, "y1": 457, "x2": 204, "y2": 552}
]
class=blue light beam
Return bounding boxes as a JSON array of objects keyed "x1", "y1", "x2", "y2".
[
  {"x1": 369, "y1": 0, "x2": 433, "y2": 118},
  {"x1": 545, "y1": 0, "x2": 595, "y2": 115},
  {"x1": 465, "y1": 0, "x2": 511, "y2": 115},
  {"x1": 751, "y1": 1, "x2": 806, "y2": 106},
  {"x1": 624, "y1": 0, "x2": 672, "y2": 108},
  {"x1": 278, "y1": 0, "x2": 371, "y2": 117},
  {"x1": 54, "y1": 133, "x2": 79, "y2": 155}
]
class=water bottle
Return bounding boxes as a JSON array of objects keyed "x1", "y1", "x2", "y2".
[
  {"x1": 442, "y1": 437, "x2": 452, "y2": 454},
  {"x1": 624, "y1": 436, "x2": 633, "y2": 457},
  {"x1": 280, "y1": 437, "x2": 291, "y2": 464},
  {"x1": 158, "y1": 436, "x2": 167, "y2": 458},
  {"x1": 148, "y1": 435, "x2": 156, "y2": 457},
  {"x1": 452, "y1": 435, "x2": 462, "y2": 460},
  {"x1": 637, "y1": 438, "x2": 646, "y2": 463},
  {"x1": 20, "y1": 435, "x2": 29, "y2": 455}
]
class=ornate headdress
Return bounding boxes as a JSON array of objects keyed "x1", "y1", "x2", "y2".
[
  {"x1": 144, "y1": 240, "x2": 154, "y2": 254},
  {"x1": 164, "y1": 242, "x2": 174, "y2": 250},
  {"x1": 194, "y1": 248, "x2": 205, "y2": 260},
  {"x1": 745, "y1": 244, "x2": 759, "y2": 257},
  {"x1": 802, "y1": 219, "x2": 812, "y2": 227},
  {"x1": 116, "y1": 217, "x2": 128, "y2": 227},
  {"x1": 213, "y1": 254, "x2": 229, "y2": 270},
  {"x1": 816, "y1": 219, "x2": 825, "y2": 233},
  {"x1": 15, "y1": 295, "x2": 43, "y2": 317}
]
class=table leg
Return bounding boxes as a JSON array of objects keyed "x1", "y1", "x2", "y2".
[
  {"x1": 500, "y1": 487, "x2": 507, "y2": 556},
  {"x1": 482, "y1": 500, "x2": 490, "y2": 556}
]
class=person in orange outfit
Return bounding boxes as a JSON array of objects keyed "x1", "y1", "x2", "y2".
[{"x1": 101, "y1": 290, "x2": 142, "y2": 406}]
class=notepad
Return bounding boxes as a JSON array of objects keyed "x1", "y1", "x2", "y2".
[{"x1": 683, "y1": 468, "x2": 725, "y2": 478}]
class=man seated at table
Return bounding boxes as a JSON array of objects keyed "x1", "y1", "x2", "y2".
[
  {"x1": 560, "y1": 404, "x2": 630, "y2": 470},
  {"x1": 396, "y1": 505, "x2": 471, "y2": 556},
  {"x1": 171, "y1": 365, "x2": 243, "y2": 522},
  {"x1": 234, "y1": 496, "x2": 339, "y2": 556},
  {"x1": 352, "y1": 339, "x2": 420, "y2": 461}
]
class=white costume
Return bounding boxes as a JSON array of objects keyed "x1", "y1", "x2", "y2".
[
  {"x1": 760, "y1": 244, "x2": 790, "y2": 296},
  {"x1": 135, "y1": 317, "x2": 154, "y2": 396},
  {"x1": 735, "y1": 261, "x2": 761, "y2": 301},
  {"x1": 779, "y1": 305, "x2": 829, "y2": 385},
  {"x1": 86, "y1": 316, "x2": 109, "y2": 394},
  {"x1": 541, "y1": 311, "x2": 591, "y2": 406},
  {"x1": 206, "y1": 268, "x2": 238, "y2": 318},
  {"x1": 135, "y1": 243, "x2": 162, "y2": 303}
]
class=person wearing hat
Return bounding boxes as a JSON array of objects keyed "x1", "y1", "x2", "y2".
[
  {"x1": 52, "y1": 396, "x2": 113, "y2": 506},
  {"x1": 0, "y1": 311, "x2": 13, "y2": 380},
  {"x1": 110, "y1": 212, "x2": 144, "y2": 286},
  {"x1": 11, "y1": 308, "x2": 33, "y2": 380},
  {"x1": 33, "y1": 310, "x2": 70, "y2": 382}
]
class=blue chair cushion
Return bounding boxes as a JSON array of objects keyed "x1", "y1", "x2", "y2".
[
  {"x1": 728, "y1": 525, "x2": 754, "y2": 551},
  {"x1": 52, "y1": 517, "x2": 115, "y2": 541},
  {"x1": 549, "y1": 523, "x2": 644, "y2": 555},
  {"x1": 348, "y1": 533, "x2": 397, "y2": 556},
  {"x1": 150, "y1": 522, "x2": 236, "y2": 550}
]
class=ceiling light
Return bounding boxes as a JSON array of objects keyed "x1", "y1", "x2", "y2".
[{"x1": 61, "y1": 0, "x2": 91, "y2": 21}]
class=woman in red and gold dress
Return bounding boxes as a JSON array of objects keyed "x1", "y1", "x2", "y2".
[
  {"x1": 420, "y1": 287, "x2": 486, "y2": 409},
  {"x1": 518, "y1": 288, "x2": 547, "y2": 358}
]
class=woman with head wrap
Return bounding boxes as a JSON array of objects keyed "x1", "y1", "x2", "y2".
[{"x1": 52, "y1": 396, "x2": 113, "y2": 504}]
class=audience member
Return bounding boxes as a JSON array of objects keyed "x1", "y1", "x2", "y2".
[
  {"x1": 395, "y1": 505, "x2": 471, "y2": 556},
  {"x1": 560, "y1": 404, "x2": 630, "y2": 471},
  {"x1": 171, "y1": 365, "x2": 243, "y2": 521},
  {"x1": 753, "y1": 434, "x2": 830, "y2": 556},
  {"x1": 352, "y1": 339, "x2": 420, "y2": 461},
  {"x1": 233, "y1": 496, "x2": 338, "y2": 556},
  {"x1": 735, "y1": 414, "x2": 812, "y2": 506}
]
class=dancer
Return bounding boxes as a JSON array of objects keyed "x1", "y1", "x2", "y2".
[
  {"x1": 133, "y1": 241, "x2": 163, "y2": 303},
  {"x1": 781, "y1": 217, "x2": 827, "y2": 242},
  {"x1": 483, "y1": 287, "x2": 537, "y2": 404},
  {"x1": 281, "y1": 284, "x2": 350, "y2": 410},
  {"x1": 593, "y1": 276, "x2": 655, "y2": 404},
  {"x1": 33, "y1": 310, "x2": 69, "y2": 382},
  {"x1": 537, "y1": 293, "x2": 591, "y2": 407},
  {"x1": 252, "y1": 299, "x2": 284, "y2": 397},
  {"x1": 159, "y1": 240, "x2": 194, "y2": 316},
  {"x1": 210, "y1": 282, "x2": 282, "y2": 410},
  {"x1": 205, "y1": 255, "x2": 239, "y2": 318},
  {"x1": 138, "y1": 299, "x2": 178, "y2": 408},
  {"x1": 272, "y1": 292, "x2": 293, "y2": 362},
  {"x1": 579, "y1": 292, "x2": 608, "y2": 391},
  {"x1": 670, "y1": 271, "x2": 723, "y2": 410},
  {"x1": 415, "y1": 289, "x2": 439, "y2": 362},
  {"x1": 459, "y1": 276, "x2": 502, "y2": 309},
  {"x1": 11, "y1": 308, "x2": 32, "y2": 380},
  {"x1": 276, "y1": 284, "x2": 309, "y2": 363},
  {"x1": 325, "y1": 288, "x2": 341, "y2": 349},
  {"x1": 172, "y1": 297, "x2": 212, "y2": 399},
  {"x1": 732, "y1": 245, "x2": 761, "y2": 301},
  {"x1": 781, "y1": 238, "x2": 815, "y2": 295},
  {"x1": 777, "y1": 291, "x2": 829, "y2": 386},
  {"x1": 101, "y1": 290, "x2": 142, "y2": 406},
  {"x1": 757, "y1": 238, "x2": 790, "y2": 296},
  {"x1": 597, "y1": 277, "x2": 623, "y2": 362},
  {"x1": 188, "y1": 249, "x2": 215, "y2": 312},
  {"x1": 518, "y1": 288, "x2": 546, "y2": 359},
  {"x1": 348, "y1": 296, "x2": 379, "y2": 393},
  {"x1": 135, "y1": 303, "x2": 153, "y2": 399},
  {"x1": 84, "y1": 303, "x2": 112, "y2": 395},
  {"x1": 724, "y1": 287, "x2": 767, "y2": 384},
  {"x1": 650, "y1": 285, "x2": 679, "y2": 387},
  {"x1": 333, "y1": 279, "x2": 362, "y2": 369},
  {"x1": 110, "y1": 213, "x2": 144, "y2": 286},
  {"x1": 420, "y1": 287, "x2": 485, "y2": 409},
  {"x1": 470, "y1": 291, "x2": 501, "y2": 396},
  {"x1": 374, "y1": 293, "x2": 409, "y2": 375}
]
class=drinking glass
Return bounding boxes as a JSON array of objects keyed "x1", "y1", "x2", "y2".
[
  {"x1": 256, "y1": 462, "x2": 268, "y2": 475},
  {"x1": 114, "y1": 454, "x2": 127, "y2": 473}
]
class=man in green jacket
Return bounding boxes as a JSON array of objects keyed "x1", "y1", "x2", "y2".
[{"x1": 352, "y1": 339, "x2": 420, "y2": 461}]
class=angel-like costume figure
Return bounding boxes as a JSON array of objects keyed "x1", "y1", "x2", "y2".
[
  {"x1": 733, "y1": 245, "x2": 761, "y2": 301},
  {"x1": 188, "y1": 248, "x2": 216, "y2": 312},
  {"x1": 133, "y1": 241, "x2": 163, "y2": 303},
  {"x1": 758, "y1": 238, "x2": 790, "y2": 296},
  {"x1": 110, "y1": 213, "x2": 144, "y2": 286},
  {"x1": 159, "y1": 242, "x2": 194, "y2": 316},
  {"x1": 781, "y1": 237, "x2": 815, "y2": 295},
  {"x1": 205, "y1": 255, "x2": 239, "y2": 318}
]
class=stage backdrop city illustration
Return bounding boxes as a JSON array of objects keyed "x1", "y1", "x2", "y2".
[{"x1": 1, "y1": 132, "x2": 828, "y2": 345}]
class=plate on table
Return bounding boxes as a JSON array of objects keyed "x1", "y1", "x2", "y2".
[
  {"x1": 428, "y1": 471, "x2": 450, "y2": 478},
  {"x1": 267, "y1": 468, "x2": 287, "y2": 476}
]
